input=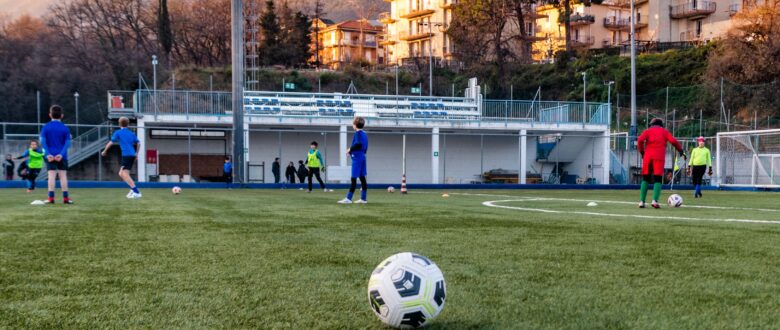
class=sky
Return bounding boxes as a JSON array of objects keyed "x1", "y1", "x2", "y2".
[{"x1": 0, "y1": 0, "x2": 51, "y2": 18}]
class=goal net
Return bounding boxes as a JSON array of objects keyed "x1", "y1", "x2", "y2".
[{"x1": 717, "y1": 129, "x2": 780, "y2": 188}]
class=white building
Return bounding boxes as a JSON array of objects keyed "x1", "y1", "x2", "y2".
[{"x1": 105, "y1": 83, "x2": 613, "y2": 185}]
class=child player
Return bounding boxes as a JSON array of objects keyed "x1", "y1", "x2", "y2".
[
  {"x1": 305, "y1": 141, "x2": 328, "y2": 193},
  {"x1": 15, "y1": 140, "x2": 44, "y2": 193},
  {"x1": 101, "y1": 117, "x2": 142, "y2": 199},
  {"x1": 687, "y1": 136, "x2": 712, "y2": 198},
  {"x1": 339, "y1": 117, "x2": 368, "y2": 204},
  {"x1": 40, "y1": 105, "x2": 73, "y2": 204},
  {"x1": 224, "y1": 156, "x2": 233, "y2": 189},
  {"x1": 637, "y1": 118, "x2": 686, "y2": 208}
]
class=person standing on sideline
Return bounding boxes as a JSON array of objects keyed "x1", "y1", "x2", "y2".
[
  {"x1": 296, "y1": 160, "x2": 307, "y2": 183},
  {"x1": 305, "y1": 141, "x2": 328, "y2": 192},
  {"x1": 285, "y1": 161, "x2": 296, "y2": 184},
  {"x1": 338, "y1": 117, "x2": 369, "y2": 204},
  {"x1": 15, "y1": 140, "x2": 44, "y2": 192},
  {"x1": 223, "y1": 156, "x2": 233, "y2": 188},
  {"x1": 687, "y1": 136, "x2": 712, "y2": 198},
  {"x1": 3, "y1": 154, "x2": 14, "y2": 181},
  {"x1": 637, "y1": 118, "x2": 685, "y2": 209},
  {"x1": 101, "y1": 117, "x2": 142, "y2": 199},
  {"x1": 272, "y1": 157, "x2": 281, "y2": 184},
  {"x1": 40, "y1": 105, "x2": 73, "y2": 204}
]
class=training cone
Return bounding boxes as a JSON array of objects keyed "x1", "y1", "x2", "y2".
[{"x1": 401, "y1": 174, "x2": 408, "y2": 194}]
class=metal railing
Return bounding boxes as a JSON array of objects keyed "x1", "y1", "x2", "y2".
[
  {"x1": 128, "y1": 90, "x2": 610, "y2": 126},
  {"x1": 137, "y1": 90, "x2": 232, "y2": 117},
  {"x1": 670, "y1": 1, "x2": 717, "y2": 18}
]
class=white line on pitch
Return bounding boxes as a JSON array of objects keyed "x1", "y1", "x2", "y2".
[{"x1": 483, "y1": 200, "x2": 780, "y2": 225}]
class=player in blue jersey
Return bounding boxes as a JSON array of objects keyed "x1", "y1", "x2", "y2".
[
  {"x1": 40, "y1": 105, "x2": 73, "y2": 204},
  {"x1": 223, "y1": 156, "x2": 233, "y2": 188},
  {"x1": 339, "y1": 117, "x2": 368, "y2": 204},
  {"x1": 101, "y1": 117, "x2": 142, "y2": 199}
]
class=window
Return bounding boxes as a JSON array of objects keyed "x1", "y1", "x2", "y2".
[{"x1": 696, "y1": 20, "x2": 702, "y2": 37}]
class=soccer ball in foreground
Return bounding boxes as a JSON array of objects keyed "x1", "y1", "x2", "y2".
[
  {"x1": 667, "y1": 194, "x2": 683, "y2": 207},
  {"x1": 387, "y1": 186, "x2": 395, "y2": 193},
  {"x1": 368, "y1": 252, "x2": 446, "y2": 329},
  {"x1": 172, "y1": 186, "x2": 182, "y2": 195}
]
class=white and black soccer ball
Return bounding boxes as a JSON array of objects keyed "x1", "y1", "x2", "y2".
[
  {"x1": 172, "y1": 186, "x2": 182, "y2": 195},
  {"x1": 368, "y1": 252, "x2": 446, "y2": 329},
  {"x1": 667, "y1": 194, "x2": 683, "y2": 207},
  {"x1": 387, "y1": 186, "x2": 396, "y2": 193}
]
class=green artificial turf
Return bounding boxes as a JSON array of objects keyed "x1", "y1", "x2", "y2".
[{"x1": 1, "y1": 188, "x2": 779, "y2": 329}]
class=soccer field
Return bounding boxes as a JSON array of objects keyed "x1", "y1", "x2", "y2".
[{"x1": 1, "y1": 188, "x2": 779, "y2": 328}]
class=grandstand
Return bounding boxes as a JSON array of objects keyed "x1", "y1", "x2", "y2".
[{"x1": 101, "y1": 81, "x2": 613, "y2": 185}]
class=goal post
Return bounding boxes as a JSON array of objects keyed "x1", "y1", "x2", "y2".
[{"x1": 716, "y1": 128, "x2": 780, "y2": 188}]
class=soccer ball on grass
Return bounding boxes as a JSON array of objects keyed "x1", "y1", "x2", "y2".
[
  {"x1": 172, "y1": 186, "x2": 182, "y2": 195},
  {"x1": 368, "y1": 252, "x2": 446, "y2": 328},
  {"x1": 667, "y1": 194, "x2": 683, "y2": 207},
  {"x1": 387, "y1": 186, "x2": 396, "y2": 193}
]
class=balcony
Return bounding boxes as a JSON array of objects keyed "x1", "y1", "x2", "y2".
[
  {"x1": 399, "y1": 8, "x2": 436, "y2": 19},
  {"x1": 570, "y1": 35, "x2": 595, "y2": 48},
  {"x1": 609, "y1": 0, "x2": 648, "y2": 8},
  {"x1": 399, "y1": 31, "x2": 434, "y2": 41},
  {"x1": 439, "y1": 0, "x2": 458, "y2": 9},
  {"x1": 728, "y1": 3, "x2": 740, "y2": 16},
  {"x1": 522, "y1": 29, "x2": 547, "y2": 42},
  {"x1": 670, "y1": 1, "x2": 716, "y2": 19},
  {"x1": 563, "y1": 14, "x2": 596, "y2": 26},
  {"x1": 323, "y1": 39, "x2": 380, "y2": 48},
  {"x1": 603, "y1": 16, "x2": 647, "y2": 30},
  {"x1": 379, "y1": 12, "x2": 395, "y2": 24}
]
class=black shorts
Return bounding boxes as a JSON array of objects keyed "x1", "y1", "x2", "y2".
[
  {"x1": 691, "y1": 165, "x2": 707, "y2": 185},
  {"x1": 121, "y1": 156, "x2": 136, "y2": 171},
  {"x1": 46, "y1": 159, "x2": 68, "y2": 171}
]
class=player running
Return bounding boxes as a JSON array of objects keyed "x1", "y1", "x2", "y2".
[
  {"x1": 101, "y1": 117, "x2": 142, "y2": 199},
  {"x1": 637, "y1": 118, "x2": 686, "y2": 209},
  {"x1": 687, "y1": 136, "x2": 712, "y2": 198},
  {"x1": 15, "y1": 140, "x2": 44, "y2": 193}
]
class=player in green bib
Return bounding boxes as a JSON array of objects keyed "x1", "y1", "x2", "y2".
[
  {"x1": 16, "y1": 140, "x2": 44, "y2": 193},
  {"x1": 305, "y1": 141, "x2": 328, "y2": 192},
  {"x1": 686, "y1": 136, "x2": 712, "y2": 198}
]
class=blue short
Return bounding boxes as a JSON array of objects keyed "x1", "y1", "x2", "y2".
[
  {"x1": 121, "y1": 156, "x2": 136, "y2": 171},
  {"x1": 46, "y1": 159, "x2": 68, "y2": 171},
  {"x1": 351, "y1": 158, "x2": 367, "y2": 178}
]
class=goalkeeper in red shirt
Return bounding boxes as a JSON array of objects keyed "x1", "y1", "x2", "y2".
[{"x1": 637, "y1": 118, "x2": 686, "y2": 208}]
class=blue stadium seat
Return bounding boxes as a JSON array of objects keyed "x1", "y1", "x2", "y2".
[
  {"x1": 317, "y1": 100, "x2": 325, "y2": 106},
  {"x1": 411, "y1": 103, "x2": 419, "y2": 109},
  {"x1": 413, "y1": 111, "x2": 422, "y2": 117},
  {"x1": 273, "y1": 107, "x2": 281, "y2": 112},
  {"x1": 343, "y1": 101, "x2": 352, "y2": 107}
]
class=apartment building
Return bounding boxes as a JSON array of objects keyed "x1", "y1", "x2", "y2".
[
  {"x1": 379, "y1": 0, "x2": 458, "y2": 66},
  {"x1": 533, "y1": 0, "x2": 742, "y2": 61},
  {"x1": 312, "y1": 19, "x2": 385, "y2": 69}
]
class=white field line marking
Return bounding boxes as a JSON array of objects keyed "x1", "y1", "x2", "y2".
[
  {"x1": 414, "y1": 191, "x2": 780, "y2": 213},
  {"x1": 483, "y1": 199, "x2": 780, "y2": 225}
]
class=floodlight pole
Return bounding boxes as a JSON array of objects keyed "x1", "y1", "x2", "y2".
[
  {"x1": 231, "y1": 0, "x2": 245, "y2": 184},
  {"x1": 629, "y1": 0, "x2": 637, "y2": 146},
  {"x1": 74, "y1": 92, "x2": 80, "y2": 137}
]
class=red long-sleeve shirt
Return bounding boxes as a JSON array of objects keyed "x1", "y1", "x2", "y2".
[{"x1": 637, "y1": 126, "x2": 683, "y2": 160}]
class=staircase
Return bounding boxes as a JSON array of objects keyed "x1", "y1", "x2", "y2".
[
  {"x1": 609, "y1": 150, "x2": 628, "y2": 184},
  {"x1": 536, "y1": 135, "x2": 590, "y2": 163},
  {"x1": 37, "y1": 122, "x2": 111, "y2": 179}
]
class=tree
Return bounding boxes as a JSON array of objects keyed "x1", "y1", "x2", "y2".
[
  {"x1": 312, "y1": 0, "x2": 326, "y2": 69},
  {"x1": 259, "y1": 0, "x2": 282, "y2": 66},
  {"x1": 158, "y1": 0, "x2": 173, "y2": 57},
  {"x1": 346, "y1": 0, "x2": 384, "y2": 63}
]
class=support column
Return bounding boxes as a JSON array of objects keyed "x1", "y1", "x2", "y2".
[
  {"x1": 432, "y1": 127, "x2": 440, "y2": 184},
  {"x1": 243, "y1": 122, "x2": 250, "y2": 182},
  {"x1": 602, "y1": 130, "x2": 611, "y2": 185},
  {"x1": 340, "y1": 125, "x2": 348, "y2": 166},
  {"x1": 137, "y1": 119, "x2": 147, "y2": 182},
  {"x1": 520, "y1": 130, "x2": 527, "y2": 184}
]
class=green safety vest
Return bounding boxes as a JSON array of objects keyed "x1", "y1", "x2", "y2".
[
  {"x1": 28, "y1": 148, "x2": 43, "y2": 169},
  {"x1": 307, "y1": 150, "x2": 321, "y2": 168}
]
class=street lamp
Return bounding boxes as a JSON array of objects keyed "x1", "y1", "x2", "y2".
[
  {"x1": 581, "y1": 71, "x2": 587, "y2": 112},
  {"x1": 74, "y1": 92, "x2": 79, "y2": 137},
  {"x1": 604, "y1": 81, "x2": 615, "y2": 130},
  {"x1": 151, "y1": 55, "x2": 158, "y2": 92},
  {"x1": 418, "y1": 21, "x2": 447, "y2": 97}
]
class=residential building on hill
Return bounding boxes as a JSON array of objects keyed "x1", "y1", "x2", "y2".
[{"x1": 311, "y1": 19, "x2": 385, "y2": 69}]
